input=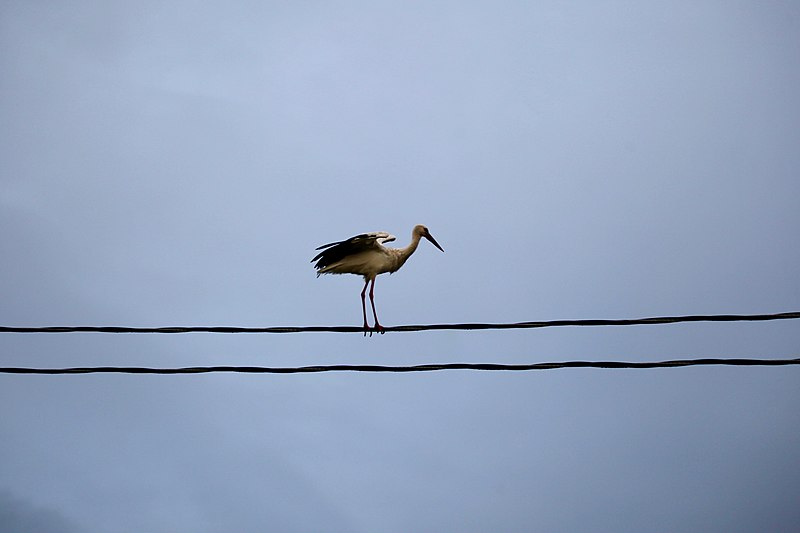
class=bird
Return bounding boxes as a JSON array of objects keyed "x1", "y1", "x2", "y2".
[{"x1": 312, "y1": 224, "x2": 444, "y2": 335}]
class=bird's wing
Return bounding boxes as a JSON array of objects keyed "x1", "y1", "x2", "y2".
[{"x1": 311, "y1": 231, "x2": 394, "y2": 268}]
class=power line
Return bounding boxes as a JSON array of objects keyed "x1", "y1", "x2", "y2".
[
  {"x1": 1, "y1": 311, "x2": 798, "y2": 334},
  {"x1": 2, "y1": 357, "x2": 799, "y2": 374}
]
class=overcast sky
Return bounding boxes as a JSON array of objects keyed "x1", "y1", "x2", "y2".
[{"x1": 2, "y1": 1, "x2": 799, "y2": 532}]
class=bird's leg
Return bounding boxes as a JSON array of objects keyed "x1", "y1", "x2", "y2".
[
  {"x1": 368, "y1": 277, "x2": 384, "y2": 335},
  {"x1": 360, "y1": 279, "x2": 371, "y2": 337}
]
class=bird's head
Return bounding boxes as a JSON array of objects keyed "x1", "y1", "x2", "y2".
[{"x1": 414, "y1": 224, "x2": 444, "y2": 252}]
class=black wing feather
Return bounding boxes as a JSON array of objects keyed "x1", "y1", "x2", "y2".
[{"x1": 311, "y1": 233, "x2": 385, "y2": 270}]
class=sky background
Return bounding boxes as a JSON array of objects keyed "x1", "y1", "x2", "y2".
[{"x1": 2, "y1": 1, "x2": 799, "y2": 531}]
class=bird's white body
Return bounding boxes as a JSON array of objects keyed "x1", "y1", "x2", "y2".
[
  {"x1": 320, "y1": 246, "x2": 396, "y2": 277},
  {"x1": 312, "y1": 225, "x2": 444, "y2": 335},
  {"x1": 316, "y1": 232, "x2": 415, "y2": 278}
]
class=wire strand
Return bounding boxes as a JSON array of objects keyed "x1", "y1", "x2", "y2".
[
  {"x1": 2, "y1": 357, "x2": 799, "y2": 374},
  {"x1": 1, "y1": 311, "x2": 798, "y2": 334}
]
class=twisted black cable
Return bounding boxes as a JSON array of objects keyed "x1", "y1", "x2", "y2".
[
  {"x1": 2, "y1": 357, "x2": 799, "y2": 374},
  {"x1": 1, "y1": 311, "x2": 798, "y2": 334}
]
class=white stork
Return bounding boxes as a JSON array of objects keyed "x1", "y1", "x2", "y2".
[{"x1": 312, "y1": 224, "x2": 444, "y2": 335}]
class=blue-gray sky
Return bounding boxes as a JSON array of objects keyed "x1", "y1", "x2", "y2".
[{"x1": 2, "y1": 1, "x2": 799, "y2": 531}]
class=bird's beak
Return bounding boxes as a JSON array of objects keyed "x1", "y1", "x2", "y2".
[{"x1": 425, "y1": 232, "x2": 444, "y2": 252}]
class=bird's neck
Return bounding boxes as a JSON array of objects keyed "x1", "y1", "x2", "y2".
[
  {"x1": 391, "y1": 232, "x2": 422, "y2": 271},
  {"x1": 400, "y1": 232, "x2": 422, "y2": 258}
]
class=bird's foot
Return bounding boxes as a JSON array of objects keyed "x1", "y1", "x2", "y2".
[{"x1": 362, "y1": 324, "x2": 384, "y2": 337}]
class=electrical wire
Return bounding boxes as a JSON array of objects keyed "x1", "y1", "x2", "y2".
[
  {"x1": 1, "y1": 311, "x2": 798, "y2": 334},
  {"x1": 2, "y1": 357, "x2": 799, "y2": 374}
]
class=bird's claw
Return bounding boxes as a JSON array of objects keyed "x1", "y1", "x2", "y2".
[{"x1": 362, "y1": 324, "x2": 385, "y2": 337}]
